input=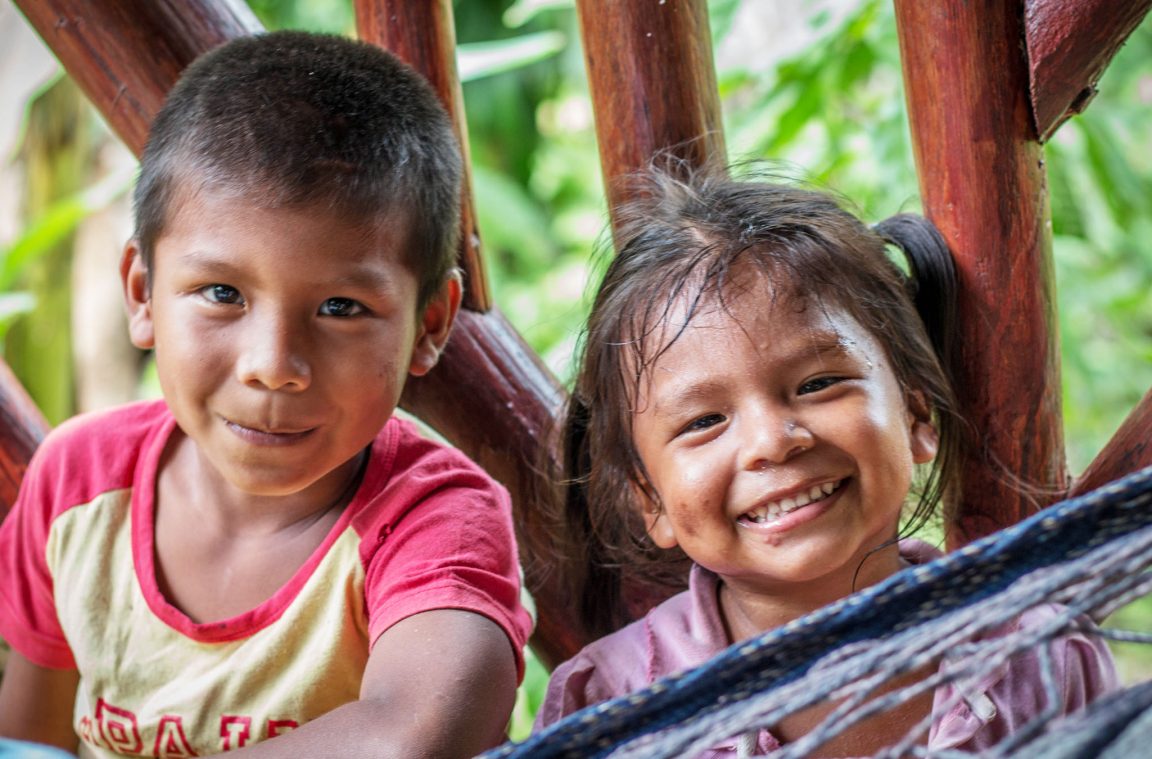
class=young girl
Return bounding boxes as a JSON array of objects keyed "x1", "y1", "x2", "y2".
[{"x1": 535, "y1": 165, "x2": 1116, "y2": 756}]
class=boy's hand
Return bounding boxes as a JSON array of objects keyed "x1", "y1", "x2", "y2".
[
  {"x1": 231, "y1": 608, "x2": 518, "y2": 758},
  {"x1": 0, "y1": 650, "x2": 80, "y2": 753}
]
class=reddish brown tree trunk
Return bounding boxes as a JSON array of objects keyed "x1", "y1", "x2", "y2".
[
  {"x1": 11, "y1": 0, "x2": 260, "y2": 156},
  {"x1": 0, "y1": 361, "x2": 50, "y2": 521},
  {"x1": 1025, "y1": 0, "x2": 1152, "y2": 141},
  {"x1": 1072, "y1": 387, "x2": 1152, "y2": 497},
  {"x1": 576, "y1": 0, "x2": 726, "y2": 219},
  {"x1": 895, "y1": 0, "x2": 1068, "y2": 546},
  {"x1": 355, "y1": 0, "x2": 489, "y2": 311}
]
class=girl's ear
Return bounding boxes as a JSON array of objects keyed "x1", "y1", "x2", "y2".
[
  {"x1": 906, "y1": 390, "x2": 939, "y2": 464},
  {"x1": 121, "y1": 240, "x2": 155, "y2": 349},
  {"x1": 635, "y1": 484, "x2": 678, "y2": 550},
  {"x1": 409, "y1": 270, "x2": 462, "y2": 377}
]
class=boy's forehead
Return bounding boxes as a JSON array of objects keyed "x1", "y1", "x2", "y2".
[
  {"x1": 153, "y1": 180, "x2": 414, "y2": 270},
  {"x1": 160, "y1": 174, "x2": 406, "y2": 242}
]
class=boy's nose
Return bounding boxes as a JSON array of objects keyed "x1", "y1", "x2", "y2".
[
  {"x1": 236, "y1": 317, "x2": 312, "y2": 391},
  {"x1": 739, "y1": 408, "x2": 814, "y2": 470}
]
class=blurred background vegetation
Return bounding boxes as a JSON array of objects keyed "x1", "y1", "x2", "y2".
[{"x1": 1, "y1": 0, "x2": 1150, "y2": 738}]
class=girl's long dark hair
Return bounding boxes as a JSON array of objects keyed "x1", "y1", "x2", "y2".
[{"x1": 557, "y1": 162, "x2": 966, "y2": 638}]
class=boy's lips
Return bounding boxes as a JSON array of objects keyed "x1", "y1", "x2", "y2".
[
  {"x1": 224, "y1": 418, "x2": 317, "y2": 445},
  {"x1": 738, "y1": 478, "x2": 845, "y2": 526}
]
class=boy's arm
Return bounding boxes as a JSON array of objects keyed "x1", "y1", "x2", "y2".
[
  {"x1": 230, "y1": 607, "x2": 518, "y2": 758},
  {"x1": 0, "y1": 650, "x2": 80, "y2": 752}
]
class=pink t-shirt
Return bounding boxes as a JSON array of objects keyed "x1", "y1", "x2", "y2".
[
  {"x1": 0, "y1": 400, "x2": 532, "y2": 757},
  {"x1": 536, "y1": 546, "x2": 1117, "y2": 755}
]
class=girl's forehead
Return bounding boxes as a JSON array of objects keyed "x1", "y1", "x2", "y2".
[{"x1": 631, "y1": 278, "x2": 879, "y2": 378}]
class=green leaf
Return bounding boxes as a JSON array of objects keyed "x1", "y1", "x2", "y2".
[
  {"x1": 458, "y1": 32, "x2": 567, "y2": 82},
  {"x1": 0, "y1": 165, "x2": 133, "y2": 291}
]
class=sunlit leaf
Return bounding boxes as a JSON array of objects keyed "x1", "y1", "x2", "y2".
[{"x1": 459, "y1": 32, "x2": 566, "y2": 82}]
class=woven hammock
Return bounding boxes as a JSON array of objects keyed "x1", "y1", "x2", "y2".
[{"x1": 488, "y1": 465, "x2": 1152, "y2": 758}]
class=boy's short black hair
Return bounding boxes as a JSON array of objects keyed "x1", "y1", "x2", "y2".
[{"x1": 133, "y1": 30, "x2": 463, "y2": 308}]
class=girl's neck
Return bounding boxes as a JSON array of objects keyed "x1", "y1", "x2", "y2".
[{"x1": 717, "y1": 542, "x2": 909, "y2": 643}]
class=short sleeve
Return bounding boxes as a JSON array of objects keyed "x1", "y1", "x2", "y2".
[
  {"x1": 0, "y1": 439, "x2": 75, "y2": 669},
  {"x1": 535, "y1": 654, "x2": 604, "y2": 731},
  {"x1": 358, "y1": 425, "x2": 533, "y2": 679}
]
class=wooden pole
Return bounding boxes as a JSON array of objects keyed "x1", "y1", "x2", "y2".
[
  {"x1": 10, "y1": 0, "x2": 260, "y2": 156},
  {"x1": 1071, "y1": 387, "x2": 1152, "y2": 497},
  {"x1": 894, "y1": 0, "x2": 1067, "y2": 546},
  {"x1": 0, "y1": 361, "x2": 50, "y2": 521},
  {"x1": 355, "y1": 0, "x2": 490, "y2": 311},
  {"x1": 353, "y1": 0, "x2": 583, "y2": 665},
  {"x1": 570, "y1": 0, "x2": 727, "y2": 627},
  {"x1": 575, "y1": 0, "x2": 725, "y2": 218},
  {"x1": 1025, "y1": 0, "x2": 1152, "y2": 141}
]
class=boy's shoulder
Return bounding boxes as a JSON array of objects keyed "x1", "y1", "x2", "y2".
[
  {"x1": 27, "y1": 399, "x2": 172, "y2": 507},
  {"x1": 42, "y1": 398, "x2": 170, "y2": 459},
  {"x1": 348, "y1": 414, "x2": 511, "y2": 535},
  {"x1": 374, "y1": 414, "x2": 506, "y2": 496}
]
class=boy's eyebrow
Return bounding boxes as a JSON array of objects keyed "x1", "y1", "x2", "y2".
[{"x1": 173, "y1": 250, "x2": 402, "y2": 291}]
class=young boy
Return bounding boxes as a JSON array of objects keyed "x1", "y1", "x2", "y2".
[{"x1": 0, "y1": 31, "x2": 532, "y2": 757}]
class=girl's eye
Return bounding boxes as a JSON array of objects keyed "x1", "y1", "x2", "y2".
[
  {"x1": 319, "y1": 297, "x2": 365, "y2": 317},
  {"x1": 202, "y1": 284, "x2": 243, "y2": 305},
  {"x1": 798, "y1": 376, "x2": 844, "y2": 395},
  {"x1": 683, "y1": 413, "x2": 725, "y2": 434}
]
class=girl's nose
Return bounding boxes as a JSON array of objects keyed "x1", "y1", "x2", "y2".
[
  {"x1": 235, "y1": 314, "x2": 312, "y2": 391},
  {"x1": 739, "y1": 409, "x2": 814, "y2": 470}
]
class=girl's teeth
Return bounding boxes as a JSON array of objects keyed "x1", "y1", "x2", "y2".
[{"x1": 743, "y1": 480, "x2": 842, "y2": 524}]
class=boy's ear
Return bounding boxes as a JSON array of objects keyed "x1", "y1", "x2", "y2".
[
  {"x1": 120, "y1": 240, "x2": 155, "y2": 350},
  {"x1": 408, "y1": 269, "x2": 463, "y2": 377},
  {"x1": 906, "y1": 390, "x2": 939, "y2": 465},
  {"x1": 635, "y1": 484, "x2": 678, "y2": 550}
]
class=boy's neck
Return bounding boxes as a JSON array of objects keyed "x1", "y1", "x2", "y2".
[{"x1": 160, "y1": 430, "x2": 367, "y2": 535}]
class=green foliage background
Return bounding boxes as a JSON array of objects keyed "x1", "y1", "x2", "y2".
[{"x1": 3, "y1": 0, "x2": 1150, "y2": 738}]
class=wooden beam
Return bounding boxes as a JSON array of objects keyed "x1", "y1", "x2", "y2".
[
  {"x1": 1026, "y1": 0, "x2": 1152, "y2": 142},
  {"x1": 1071, "y1": 387, "x2": 1152, "y2": 497},
  {"x1": 10, "y1": 0, "x2": 260, "y2": 156},
  {"x1": 894, "y1": 1, "x2": 1067, "y2": 546},
  {"x1": 575, "y1": 0, "x2": 725, "y2": 218},
  {"x1": 355, "y1": 0, "x2": 490, "y2": 312},
  {"x1": 0, "y1": 361, "x2": 50, "y2": 521},
  {"x1": 399, "y1": 308, "x2": 572, "y2": 667}
]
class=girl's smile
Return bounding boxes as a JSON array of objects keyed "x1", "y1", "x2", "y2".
[{"x1": 736, "y1": 477, "x2": 845, "y2": 534}]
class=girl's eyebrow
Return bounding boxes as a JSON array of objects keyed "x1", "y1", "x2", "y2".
[
  {"x1": 649, "y1": 379, "x2": 727, "y2": 418},
  {"x1": 802, "y1": 331, "x2": 855, "y2": 359},
  {"x1": 647, "y1": 329, "x2": 858, "y2": 417}
]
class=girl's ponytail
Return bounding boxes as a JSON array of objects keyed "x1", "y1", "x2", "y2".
[
  {"x1": 873, "y1": 213, "x2": 966, "y2": 528},
  {"x1": 874, "y1": 214, "x2": 958, "y2": 386}
]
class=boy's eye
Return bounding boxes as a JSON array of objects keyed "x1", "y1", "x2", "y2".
[
  {"x1": 682, "y1": 413, "x2": 725, "y2": 434},
  {"x1": 319, "y1": 297, "x2": 365, "y2": 317},
  {"x1": 202, "y1": 284, "x2": 243, "y2": 305},
  {"x1": 798, "y1": 376, "x2": 844, "y2": 395}
]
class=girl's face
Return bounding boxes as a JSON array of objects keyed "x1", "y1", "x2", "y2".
[{"x1": 630, "y1": 272, "x2": 938, "y2": 604}]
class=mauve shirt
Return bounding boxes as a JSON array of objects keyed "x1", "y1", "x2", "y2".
[{"x1": 535, "y1": 542, "x2": 1118, "y2": 756}]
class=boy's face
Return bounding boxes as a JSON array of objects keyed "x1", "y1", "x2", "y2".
[{"x1": 121, "y1": 184, "x2": 459, "y2": 499}]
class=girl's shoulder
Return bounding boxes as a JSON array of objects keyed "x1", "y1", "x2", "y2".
[{"x1": 537, "y1": 565, "x2": 727, "y2": 729}]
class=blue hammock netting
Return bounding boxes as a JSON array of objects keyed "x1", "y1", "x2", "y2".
[{"x1": 488, "y1": 465, "x2": 1152, "y2": 758}]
